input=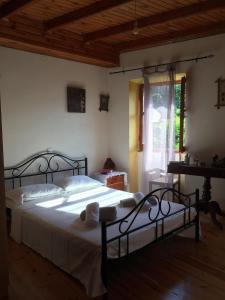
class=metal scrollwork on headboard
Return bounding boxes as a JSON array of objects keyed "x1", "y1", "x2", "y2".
[{"x1": 4, "y1": 150, "x2": 88, "y2": 188}]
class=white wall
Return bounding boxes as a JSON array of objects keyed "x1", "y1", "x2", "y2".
[
  {"x1": 0, "y1": 102, "x2": 8, "y2": 298},
  {"x1": 0, "y1": 47, "x2": 109, "y2": 174},
  {"x1": 108, "y1": 33, "x2": 225, "y2": 206},
  {"x1": 1, "y1": 34, "x2": 225, "y2": 204}
]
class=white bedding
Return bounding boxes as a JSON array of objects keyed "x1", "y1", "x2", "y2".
[{"x1": 10, "y1": 186, "x2": 197, "y2": 297}]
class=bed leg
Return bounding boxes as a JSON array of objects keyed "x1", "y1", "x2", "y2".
[
  {"x1": 195, "y1": 219, "x2": 200, "y2": 242},
  {"x1": 101, "y1": 222, "x2": 108, "y2": 299},
  {"x1": 195, "y1": 189, "x2": 200, "y2": 242}
]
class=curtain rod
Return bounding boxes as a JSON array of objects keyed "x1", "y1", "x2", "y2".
[{"x1": 109, "y1": 54, "x2": 214, "y2": 75}]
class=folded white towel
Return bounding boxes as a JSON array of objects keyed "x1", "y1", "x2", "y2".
[
  {"x1": 119, "y1": 193, "x2": 145, "y2": 209},
  {"x1": 120, "y1": 198, "x2": 136, "y2": 207},
  {"x1": 80, "y1": 207, "x2": 117, "y2": 222},
  {"x1": 134, "y1": 192, "x2": 157, "y2": 206},
  {"x1": 120, "y1": 192, "x2": 157, "y2": 212},
  {"x1": 85, "y1": 202, "x2": 99, "y2": 227},
  {"x1": 148, "y1": 197, "x2": 158, "y2": 206},
  {"x1": 134, "y1": 192, "x2": 158, "y2": 211},
  {"x1": 80, "y1": 210, "x2": 86, "y2": 221},
  {"x1": 134, "y1": 192, "x2": 145, "y2": 203}
]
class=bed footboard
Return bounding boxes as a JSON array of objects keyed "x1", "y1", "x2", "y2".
[{"x1": 101, "y1": 187, "x2": 200, "y2": 298}]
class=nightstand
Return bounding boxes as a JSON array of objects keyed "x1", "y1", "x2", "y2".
[{"x1": 92, "y1": 171, "x2": 127, "y2": 191}]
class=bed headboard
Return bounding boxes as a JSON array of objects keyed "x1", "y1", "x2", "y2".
[{"x1": 4, "y1": 150, "x2": 88, "y2": 189}]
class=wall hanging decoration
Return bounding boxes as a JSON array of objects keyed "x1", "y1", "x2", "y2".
[
  {"x1": 99, "y1": 94, "x2": 109, "y2": 112},
  {"x1": 215, "y1": 77, "x2": 225, "y2": 109},
  {"x1": 67, "y1": 86, "x2": 86, "y2": 113}
]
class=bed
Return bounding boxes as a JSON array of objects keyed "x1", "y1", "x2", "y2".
[{"x1": 5, "y1": 151, "x2": 200, "y2": 299}]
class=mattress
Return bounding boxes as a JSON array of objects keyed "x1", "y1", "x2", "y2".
[{"x1": 10, "y1": 186, "x2": 196, "y2": 297}]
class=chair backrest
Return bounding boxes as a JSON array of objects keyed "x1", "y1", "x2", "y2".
[
  {"x1": 148, "y1": 168, "x2": 162, "y2": 180},
  {"x1": 149, "y1": 168, "x2": 175, "y2": 184}
]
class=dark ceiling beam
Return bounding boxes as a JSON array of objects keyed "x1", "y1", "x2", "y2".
[
  {"x1": 116, "y1": 20, "x2": 225, "y2": 53},
  {"x1": 0, "y1": 24, "x2": 119, "y2": 67},
  {"x1": 0, "y1": 0, "x2": 34, "y2": 19},
  {"x1": 84, "y1": 0, "x2": 225, "y2": 42},
  {"x1": 45, "y1": 0, "x2": 132, "y2": 32}
]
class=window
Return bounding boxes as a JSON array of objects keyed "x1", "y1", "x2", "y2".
[{"x1": 138, "y1": 76, "x2": 186, "y2": 153}]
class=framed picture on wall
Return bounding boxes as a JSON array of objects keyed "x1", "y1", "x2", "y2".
[
  {"x1": 67, "y1": 86, "x2": 86, "y2": 113},
  {"x1": 215, "y1": 77, "x2": 225, "y2": 109},
  {"x1": 99, "y1": 94, "x2": 109, "y2": 112}
]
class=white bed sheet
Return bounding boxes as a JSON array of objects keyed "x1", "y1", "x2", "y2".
[{"x1": 10, "y1": 186, "x2": 197, "y2": 297}]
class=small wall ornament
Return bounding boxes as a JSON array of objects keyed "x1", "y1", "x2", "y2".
[
  {"x1": 99, "y1": 94, "x2": 109, "y2": 112},
  {"x1": 215, "y1": 77, "x2": 225, "y2": 109}
]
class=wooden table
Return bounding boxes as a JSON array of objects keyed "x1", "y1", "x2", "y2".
[{"x1": 168, "y1": 162, "x2": 225, "y2": 229}]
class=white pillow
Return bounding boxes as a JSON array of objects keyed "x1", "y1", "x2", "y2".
[
  {"x1": 6, "y1": 183, "x2": 64, "y2": 204},
  {"x1": 55, "y1": 175, "x2": 103, "y2": 193}
]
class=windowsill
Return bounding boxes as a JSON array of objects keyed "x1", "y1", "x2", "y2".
[{"x1": 137, "y1": 150, "x2": 185, "y2": 155}]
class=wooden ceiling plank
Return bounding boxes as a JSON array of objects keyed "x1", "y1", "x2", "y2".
[
  {"x1": 0, "y1": 36, "x2": 116, "y2": 67},
  {"x1": 116, "y1": 20, "x2": 225, "y2": 52},
  {"x1": 45, "y1": 0, "x2": 132, "y2": 32},
  {"x1": 84, "y1": 0, "x2": 225, "y2": 42},
  {"x1": 0, "y1": 24, "x2": 119, "y2": 67},
  {"x1": 0, "y1": 0, "x2": 34, "y2": 19}
]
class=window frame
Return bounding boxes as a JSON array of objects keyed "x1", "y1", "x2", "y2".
[
  {"x1": 138, "y1": 84, "x2": 144, "y2": 152},
  {"x1": 137, "y1": 77, "x2": 186, "y2": 153}
]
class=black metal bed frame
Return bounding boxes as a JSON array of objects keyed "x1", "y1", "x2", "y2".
[
  {"x1": 4, "y1": 150, "x2": 88, "y2": 188},
  {"x1": 4, "y1": 152, "x2": 199, "y2": 299},
  {"x1": 101, "y1": 187, "x2": 200, "y2": 299}
]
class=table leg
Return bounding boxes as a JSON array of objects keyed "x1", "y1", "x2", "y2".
[
  {"x1": 208, "y1": 202, "x2": 224, "y2": 230},
  {"x1": 200, "y1": 176, "x2": 224, "y2": 229},
  {"x1": 201, "y1": 177, "x2": 211, "y2": 213}
]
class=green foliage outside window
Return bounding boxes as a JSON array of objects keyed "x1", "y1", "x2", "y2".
[{"x1": 175, "y1": 84, "x2": 181, "y2": 151}]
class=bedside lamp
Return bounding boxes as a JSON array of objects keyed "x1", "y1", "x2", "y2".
[{"x1": 101, "y1": 158, "x2": 116, "y2": 174}]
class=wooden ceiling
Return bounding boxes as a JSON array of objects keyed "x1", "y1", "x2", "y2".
[{"x1": 0, "y1": 0, "x2": 225, "y2": 67}]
